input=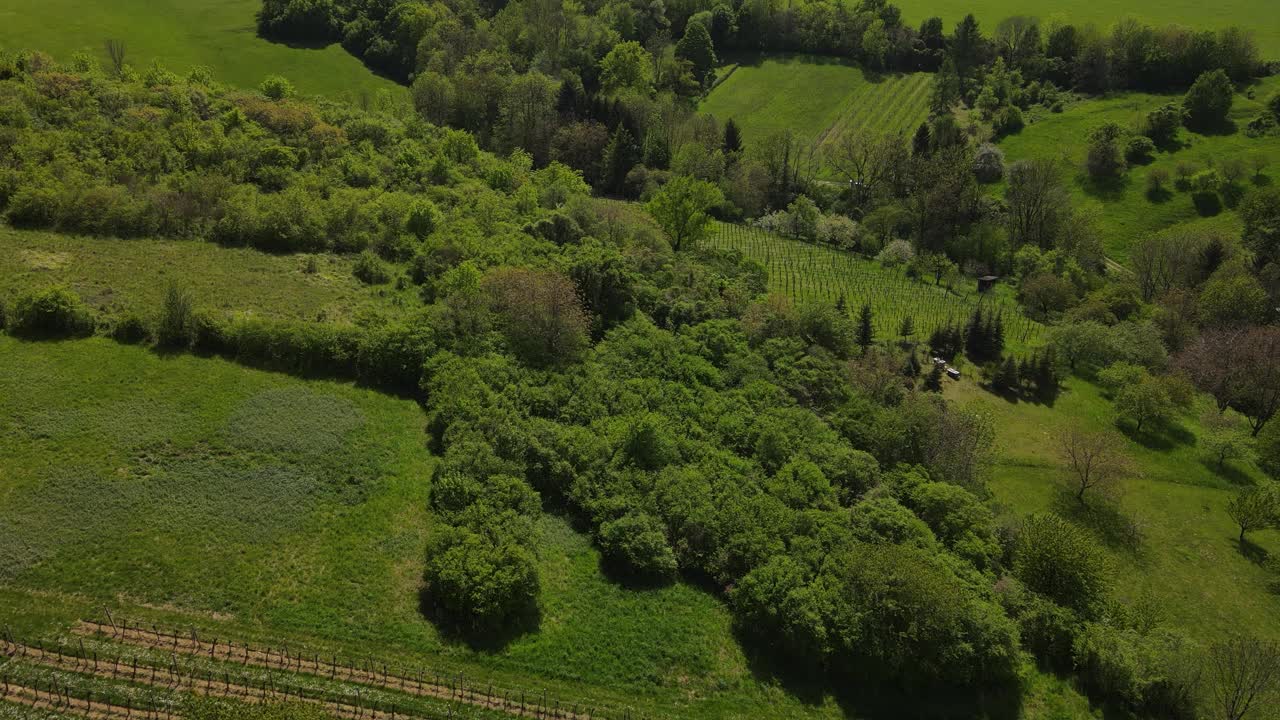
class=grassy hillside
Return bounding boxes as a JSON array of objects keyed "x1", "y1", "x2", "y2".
[
  {"x1": 946, "y1": 377, "x2": 1280, "y2": 646},
  {"x1": 997, "y1": 76, "x2": 1280, "y2": 263},
  {"x1": 701, "y1": 55, "x2": 931, "y2": 153},
  {"x1": 893, "y1": 0, "x2": 1280, "y2": 61},
  {"x1": 0, "y1": 227, "x2": 417, "y2": 323},
  {"x1": 0, "y1": 336, "x2": 861, "y2": 720},
  {"x1": 0, "y1": 0, "x2": 398, "y2": 98}
]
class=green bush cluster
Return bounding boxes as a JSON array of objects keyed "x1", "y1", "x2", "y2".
[
  {"x1": 6, "y1": 286, "x2": 93, "y2": 338},
  {"x1": 0, "y1": 55, "x2": 581, "y2": 256},
  {"x1": 424, "y1": 442, "x2": 541, "y2": 630},
  {"x1": 420, "y1": 312, "x2": 1026, "y2": 689}
]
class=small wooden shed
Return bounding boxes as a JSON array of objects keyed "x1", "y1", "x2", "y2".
[{"x1": 977, "y1": 275, "x2": 999, "y2": 293}]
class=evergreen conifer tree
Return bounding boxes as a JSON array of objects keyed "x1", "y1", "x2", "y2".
[{"x1": 857, "y1": 304, "x2": 875, "y2": 350}]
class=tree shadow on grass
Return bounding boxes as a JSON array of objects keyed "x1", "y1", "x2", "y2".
[
  {"x1": 1117, "y1": 420, "x2": 1194, "y2": 452},
  {"x1": 1188, "y1": 118, "x2": 1239, "y2": 137},
  {"x1": 1253, "y1": 174, "x2": 1273, "y2": 188},
  {"x1": 732, "y1": 624, "x2": 1024, "y2": 720},
  {"x1": 1079, "y1": 173, "x2": 1130, "y2": 201},
  {"x1": 1234, "y1": 537, "x2": 1271, "y2": 566},
  {"x1": 1145, "y1": 186, "x2": 1174, "y2": 203},
  {"x1": 597, "y1": 556, "x2": 678, "y2": 591},
  {"x1": 1202, "y1": 459, "x2": 1256, "y2": 486},
  {"x1": 1052, "y1": 490, "x2": 1145, "y2": 556},
  {"x1": 417, "y1": 587, "x2": 542, "y2": 653}
]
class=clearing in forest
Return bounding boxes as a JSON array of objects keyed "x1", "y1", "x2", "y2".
[
  {"x1": 701, "y1": 55, "x2": 932, "y2": 154},
  {"x1": 996, "y1": 75, "x2": 1280, "y2": 263}
]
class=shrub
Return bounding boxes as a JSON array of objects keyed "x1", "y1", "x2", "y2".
[
  {"x1": 406, "y1": 200, "x2": 439, "y2": 240},
  {"x1": 973, "y1": 143, "x2": 1005, "y2": 183},
  {"x1": 1096, "y1": 362, "x2": 1148, "y2": 397},
  {"x1": 1146, "y1": 168, "x2": 1171, "y2": 198},
  {"x1": 1245, "y1": 113, "x2": 1276, "y2": 138},
  {"x1": 259, "y1": 75, "x2": 295, "y2": 101},
  {"x1": 1141, "y1": 103, "x2": 1184, "y2": 146},
  {"x1": 598, "y1": 512, "x2": 678, "y2": 579},
  {"x1": 876, "y1": 238, "x2": 915, "y2": 266},
  {"x1": 1072, "y1": 624, "x2": 1199, "y2": 718},
  {"x1": 423, "y1": 525, "x2": 539, "y2": 629},
  {"x1": 993, "y1": 105, "x2": 1024, "y2": 137},
  {"x1": 7, "y1": 286, "x2": 93, "y2": 338},
  {"x1": 1085, "y1": 123, "x2": 1127, "y2": 179},
  {"x1": 1125, "y1": 136, "x2": 1156, "y2": 164},
  {"x1": 1014, "y1": 514, "x2": 1110, "y2": 615},
  {"x1": 1183, "y1": 69, "x2": 1234, "y2": 130},
  {"x1": 156, "y1": 281, "x2": 196, "y2": 348},
  {"x1": 352, "y1": 251, "x2": 391, "y2": 284},
  {"x1": 109, "y1": 310, "x2": 151, "y2": 344},
  {"x1": 1017, "y1": 594, "x2": 1081, "y2": 671},
  {"x1": 816, "y1": 214, "x2": 861, "y2": 248}
]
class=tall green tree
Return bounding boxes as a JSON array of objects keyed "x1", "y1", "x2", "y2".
[
  {"x1": 723, "y1": 118, "x2": 743, "y2": 153},
  {"x1": 675, "y1": 21, "x2": 718, "y2": 86},
  {"x1": 857, "y1": 304, "x2": 874, "y2": 350},
  {"x1": 600, "y1": 41, "x2": 655, "y2": 95},
  {"x1": 600, "y1": 124, "x2": 638, "y2": 194},
  {"x1": 645, "y1": 175, "x2": 724, "y2": 251},
  {"x1": 1183, "y1": 69, "x2": 1234, "y2": 130}
]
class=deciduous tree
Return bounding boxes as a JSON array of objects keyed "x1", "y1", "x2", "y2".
[
  {"x1": 1057, "y1": 427, "x2": 1130, "y2": 505},
  {"x1": 645, "y1": 175, "x2": 723, "y2": 251},
  {"x1": 1225, "y1": 485, "x2": 1279, "y2": 544},
  {"x1": 1207, "y1": 636, "x2": 1280, "y2": 720}
]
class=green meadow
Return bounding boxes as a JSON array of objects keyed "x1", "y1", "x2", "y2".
[
  {"x1": 997, "y1": 75, "x2": 1280, "y2": 263},
  {"x1": 0, "y1": 227, "x2": 417, "y2": 323},
  {"x1": 0, "y1": 336, "x2": 853, "y2": 720},
  {"x1": 893, "y1": 0, "x2": 1280, "y2": 60},
  {"x1": 0, "y1": 0, "x2": 398, "y2": 98},
  {"x1": 701, "y1": 55, "x2": 932, "y2": 153},
  {"x1": 947, "y1": 376, "x2": 1280, "y2": 648}
]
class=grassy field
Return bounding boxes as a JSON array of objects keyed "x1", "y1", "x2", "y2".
[
  {"x1": 893, "y1": 0, "x2": 1280, "y2": 61},
  {"x1": 701, "y1": 55, "x2": 932, "y2": 155},
  {"x1": 0, "y1": 335, "x2": 883, "y2": 720},
  {"x1": 705, "y1": 222, "x2": 1046, "y2": 351},
  {"x1": 946, "y1": 376, "x2": 1280, "y2": 647},
  {"x1": 997, "y1": 75, "x2": 1280, "y2": 263},
  {"x1": 0, "y1": 227, "x2": 420, "y2": 324},
  {"x1": 0, "y1": 0, "x2": 398, "y2": 98}
]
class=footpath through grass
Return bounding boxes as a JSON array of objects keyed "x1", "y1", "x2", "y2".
[
  {"x1": 701, "y1": 55, "x2": 931, "y2": 154},
  {"x1": 0, "y1": 0, "x2": 399, "y2": 98},
  {"x1": 892, "y1": 0, "x2": 1280, "y2": 61},
  {"x1": 997, "y1": 76, "x2": 1280, "y2": 263},
  {"x1": 946, "y1": 376, "x2": 1280, "y2": 647}
]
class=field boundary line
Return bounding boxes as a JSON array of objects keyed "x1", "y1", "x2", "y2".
[{"x1": 73, "y1": 620, "x2": 623, "y2": 720}]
